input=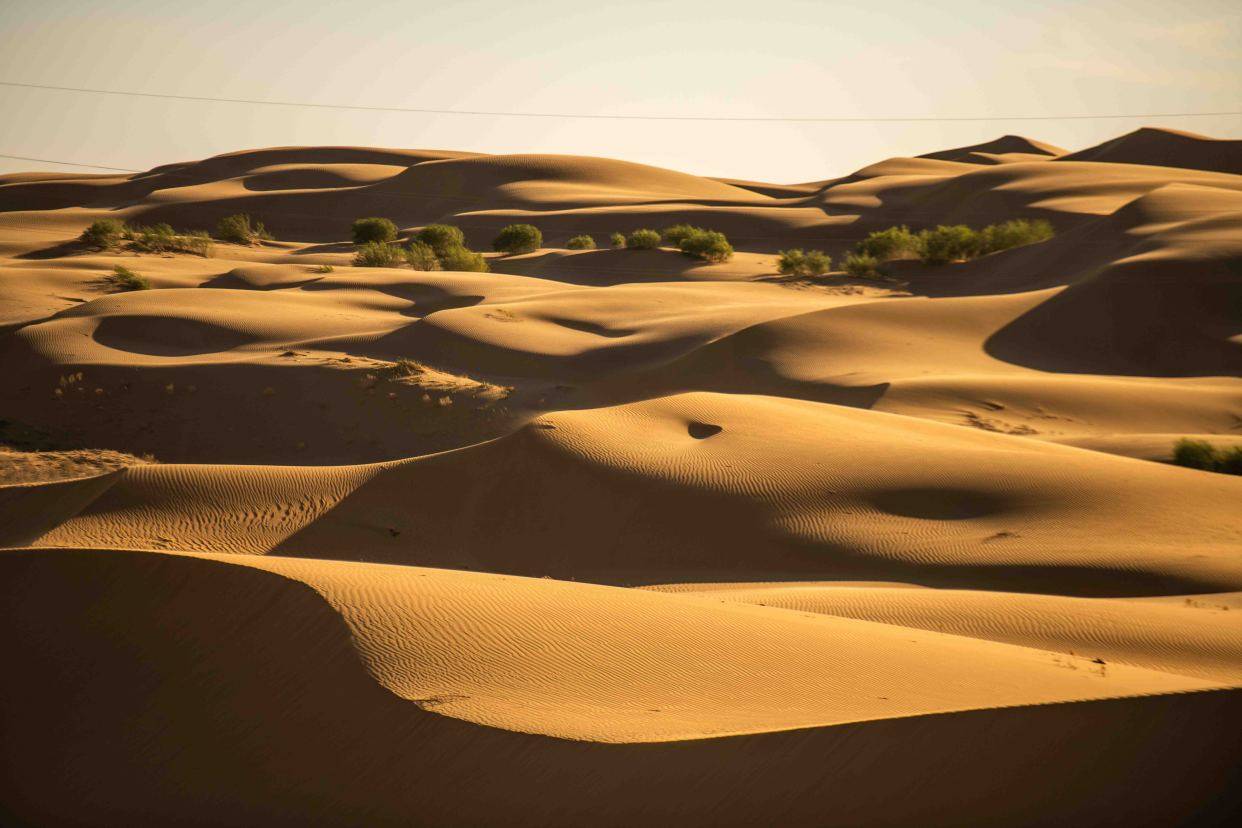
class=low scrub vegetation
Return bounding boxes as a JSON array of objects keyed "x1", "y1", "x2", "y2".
[
  {"x1": 353, "y1": 242, "x2": 404, "y2": 268},
  {"x1": 610, "y1": 232, "x2": 626, "y2": 248},
  {"x1": 345, "y1": 220, "x2": 487, "y2": 271},
  {"x1": 215, "y1": 213, "x2": 272, "y2": 245},
  {"x1": 842, "y1": 252, "x2": 880, "y2": 279},
  {"x1": 126, "y1": 224, "x2": 213, "y2": 257},
  {"x1": 415, "y1": 224, "x2": 466, "y2": 256},
  {"x1": 404, "y1": 241, "x2": 441, "y2": 271},
  {"x1": 1172, "y1": 439, "x2": 1242, "y2": 475},
  {"x1": 856, "y1": 226, "x2": 919, "y2": 260},
  {"x1": 566, "y1": 234, "x2": 596, "y2": 250},
  {"x1": 439, "y1": 245, "x2": 488, "y2": 272},
  {"x1": 661, "y1": 224, "x2": 700, "y2": 247},
  {"x1": 777, "y1": 248, "x2": 832, "y2": 278},
  {"x1": 103, "y1": 264, "x2": 150, "y2": 291},
  {"x1": 848, "y1": 218, "x2": 1055, "y2": 274},
  {"x1": 917, "y1": 224, "x2": 980, "y2": 265},
  {"x1": 310, "y1": 264, "x2": 335, "y2": 274},
  {"x1": 625, "y1": 229, "x2": 661, "y2": 249},
  {"x1": 977, "y1": 218, "x2": 1054, "y2": 255},
  {"x1": 492, "y1": 223, "x2": 542, "y2": 255},
  {"x1": 352, "y1": 217, "x2": 398, "y2": 245},
  {"x1": 679, "y1": 229, "x2": 733, "y2": 263},
  {"x1": 80, "y1": 218, "x2": 126, "y2": 249}
]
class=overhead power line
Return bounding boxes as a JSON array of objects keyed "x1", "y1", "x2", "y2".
[
  {"x1": 3, "y1": 80, "x2": 1241, "y2": 123},
  {"x1": 0, "y1": 153, "x2": 138, "y2": 172}
]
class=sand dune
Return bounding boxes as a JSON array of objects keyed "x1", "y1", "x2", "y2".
[
  {"x1": 1060, "y1": 127, "x2": 1242, "y2": 174},
  {"x1": 2, "y1": 128, "x2": 1240, "y2": 824}
]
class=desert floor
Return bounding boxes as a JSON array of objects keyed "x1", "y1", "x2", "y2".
[{"x1": 1, "y1": 128, "x2": 1240, "y2": 826}]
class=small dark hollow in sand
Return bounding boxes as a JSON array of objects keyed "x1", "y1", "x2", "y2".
[{"x1": 688, "y1": 422, "x2": 723, "y2": 439}]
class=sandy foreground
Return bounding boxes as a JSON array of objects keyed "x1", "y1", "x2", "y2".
[{"x1": 1, "y1": 128, "x2": 1240, "y2": 826}]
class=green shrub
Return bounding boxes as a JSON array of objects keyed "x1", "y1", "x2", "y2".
[
  {"x1": 856, "y1": 226, "x2": 918, "y2": 260},
  {"x1": 439, "y1": 245, "x2": 489, "y2": 272},
  {"x1": 1172, "y1": 438, "x2": 1242, "y2": 475},
  {"x1": 352, "y1": 217, "x2": 398, "y2": 245},
  {"x1": 777, "y1": 248, "x2": 831, "y2": 277},
  {"x1": 678, "y1": 229, "x2": 733, "y2": 263},
  {"x1": 415, "y1": 224, "x2": 466, "y2": 256},
  {"x1": 978, "y1": 218, "x2": 1054, "y2": 255},
  {"x1": 353, "y1": 241, "x2": 404, "y2": 267},
  {"x1": 80, "y1": 218, "x2": 126, "y2": 249},
  {"x1": 492, "y1": 223, "x2": 542, "y2": 255},
  {"x1": 917, "y1": 225, "x2": 980, "y2": 265},
  {"x1": 777, "y1": 249, "x2": 806, "y2": 276},
  {"x1": 843, "y1": 252, "x2": 880, "y2": 279},
  {"x1": 566, "y1": 234, "x2": 596, "y2": 250},
  {"x1": 127, "y1": 224, "x2": 212, "y2": 257},
  {"x1": 626, "y1": 229, "x2": 661, "y2": 249},
  {"x1": 216, "y1": 213, "x2": 272, "y2": 245},
  {"x1": 1219, "y1": 446, "x2": 1242, "y2": 475},
  {"x1": 103, "y1": 264, "x2": 150, "y2": 291},
  {"x1": 404, "y1": 241, "x2": 441, "y2": 271},
  {"x1": 310, "y1": 264, "x2": 335, "y2": 274},
  {"x1": 661, "y1": 224, "x2": 701, "y2": 246},
  {"x1": 610, "y1": 232, "x2": 627, "y2": 248}
]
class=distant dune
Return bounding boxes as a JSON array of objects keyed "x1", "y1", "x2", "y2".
[{"x1": 1, "y1": 127, "x2": 1240, "y2": 826}]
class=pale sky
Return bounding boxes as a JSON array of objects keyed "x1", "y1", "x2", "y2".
[{"x1": 1, "y1": 0, "x2": 1239, "y2": 183}]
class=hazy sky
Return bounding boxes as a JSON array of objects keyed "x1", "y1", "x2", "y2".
[{"x1": 1, "y1": 0, "x2": 1239, "y2": 182}]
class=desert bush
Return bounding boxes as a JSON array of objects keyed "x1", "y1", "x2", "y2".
[
  {"x1": 566, "y1": 234, "x2": 596, "y2": 250},
  {"x1": 415, "y1": 224, "x2": 466, "y2": 256},
  {"x1": 216, "y1": 213, "x2": 272, "y2": 245},
  {"x1": 439, "y1": 245, "x2": 489, "y2": 272},
  {"x1": 777, "y1": 249, "x2": 807, "y2": 276},
  {"x1": 1219, "y1": 446, "x2": 1242, "y2": 475},
  {"x1": 843, "y1": 252, "x2": 880, "y2": 279},
  {"x1": 103, "y1": 264, "x2": 150, "y2": 291},
  {"x1": 610, "y1": 232, "x2": 626, "y2": 248},
  {"x1": 856, "y1": 226, "x2": 918, "y2": 260},
  {"x1": 777, "y1": 248, "x2": 832, "y2": 278},
  {"x1": 80, "y1": 218, "x2": 126, "y2": 249},
  {"x1": 404, "y1": 241, "x2": 442, "y2": 271},
  {"x1": 127, "y1": 224, "x2": 213, "y2": 256},
  {"x1": 352, "y1": 217, "x2": 398, "y2": 245},
  {"x1": 978, "y1": 218, "x2": 1054, "y2": 255},
  {"x1": 181, "y1": 230, "x2": 214, "y2": 257},
  {"x1": 661, "y1": 224, "x2": 701, "y2": 246},
  {"x1": 916, "y1": 225, "x2": 980, "y2": 265},
  {"x1": 1172, "y1": 438, "x2": 1242, "y2": 475},
  {"x1": 310, "y1": 264, "x2": 335, "y2": 273},
  {"x1": 353, "y1": 241, "x2": 404, "y2": 267},
  {"x1": 678, "y1": 229, "x2": 734, "y2": 263},
  {"x1": 626, "y1": 229, "x2": 661, "y2": 249},
  {"x1": 492, "y1": 223, "x2": 542, "y2": 255}
]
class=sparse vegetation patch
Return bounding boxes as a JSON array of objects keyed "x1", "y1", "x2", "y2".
[
  {"x1": 492, "y1": 223, "x2": 542, "y2": 255},
  {"x1": 352, "y1": 217, "x2": 398, "y2": 245},
  {"x1": 777, "y1": 248, "x2": 832, "y2": 278},
  {"x1": 1172, "y1": 438, "x2": 1242, "y2": 475},
  {"x1": 216, "y1": 213, "x2": 272, "y2": 245},
  {"x1": 625, "y1": 229, "x2": 661, "y2": 249},
  {"x1": 103, "y1": 264, "x2": 151, "y2": 291}
]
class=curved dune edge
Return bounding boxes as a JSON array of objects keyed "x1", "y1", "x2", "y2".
[
  {"x1": 1, "y1": 546, "x2": 1229, "y2": 745},
  {"x1": 642, "y1": 582, "x2": 1242, "y2": 683},
  {"x1": 10, "y1": 393, "x2": 1241, "y2": 597},
  {"x1": 3, "y1": 548, "x2": 1238, "y2": 827}
]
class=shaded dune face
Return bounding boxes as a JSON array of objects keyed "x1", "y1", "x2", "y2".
[{"x1": 2, "y1": 128, "x2": 1242, "y2": 826}]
